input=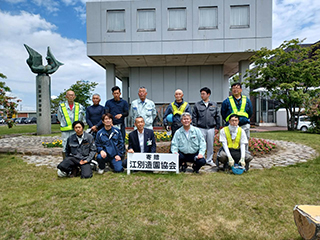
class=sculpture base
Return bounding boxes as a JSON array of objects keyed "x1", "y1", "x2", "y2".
[{"x1": 36, "y1": 74, "x2": 51, "y2": 135}]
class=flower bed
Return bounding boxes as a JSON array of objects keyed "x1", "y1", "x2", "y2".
[
  {"x1": 42, "y1": 139, "x2": 63, "y2": 148},
  {"x1": 42, "y1": 131, "x2": 277, "y2": 156}
]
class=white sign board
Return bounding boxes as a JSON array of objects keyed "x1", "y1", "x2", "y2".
[{"x1": 127, "y1": 153, "x2": 179, "y2": 175}]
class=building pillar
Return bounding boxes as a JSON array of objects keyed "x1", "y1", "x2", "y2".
[
  {"x1": 36, "y1": 74, "x2": 51, "y2": 135},
  {"x1": 106, "y1": 64, "x2": 116, "y2": 99},
  {"x1": 239, "y1": 60, "x2": 250, "y2": 96},
  {"x1": 122, "y1": 77, "x2": 129, "y2": 103},
  {"x1": 223, "y1": 74, "x2": 230, "y2": 100}
]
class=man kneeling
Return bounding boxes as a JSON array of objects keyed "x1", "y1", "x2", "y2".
[
  {"x1": 57, "y1": 121, "x2": 96, "y2": 178},
  {"x1": 171, "y1": 112, "x2": 206, "y2": 173},
  {"x1": 217, "y1": 114, "x2": 253, "y2": 171},
  {"x1": 95, "y1": 113, "x2": 125, "y2": 173}
]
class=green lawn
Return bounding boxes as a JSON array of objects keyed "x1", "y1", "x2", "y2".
[
  {"x1": 0, "y1": 124, "x2": 61, "y2": 136},
  {"x1": 0, "y1": 130, "x2": 319, "y2": 239}
]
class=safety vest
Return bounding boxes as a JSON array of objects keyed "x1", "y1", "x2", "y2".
[
  {"x1": 226, "y1": 95, "x2": 249, "y2": 121},
  {"x1": 60, "y1": 102, "x2": 80, "y2": 131},
  {"x1": 171, "y1": 101, "x2": 188, "y2": 116},
  {"x1": 224, "y1": 126, "x2": 242, "y2": 149}
]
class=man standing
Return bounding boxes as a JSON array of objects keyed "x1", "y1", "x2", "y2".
[
  {"x1": 171, "y1": 112, "x2": 206, "y2": 173},
  {"x1": 163, "y1": 89, "x2": 191, "y2": 138},
  {"x1": 57, "y1": 90, "x2": 85, "y2": 155},
  {"x1": 57, "y1": 121, "x2": 96, "y2": 179},
  {"x1": 105, "y1": 86, "x2": 129, "y2": 141},
  {"x1": 217, "y1": 114, "x2": 253, "y2": 171},
  {"x1": 95, "y1": 113, "x2": 125, "y2": 173},
  {"x1": 130, "y1": 87, "x2": 157, "y2": 130},
  {"x1": 221, "y1": 82, "x2": 253, "y2": 140},
  {"x1": 192, "y1": 87, "x2": 220, "y2": 167},
  {"x1": 86, "y1": 93, "x2": 105, "y2": 137}
]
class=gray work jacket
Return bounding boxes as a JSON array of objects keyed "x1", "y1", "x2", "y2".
[{"x1": 192, "y1": 100, "x2": 220, "y2": 129}]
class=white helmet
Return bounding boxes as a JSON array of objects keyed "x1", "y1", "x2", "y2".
[{"x1": 57, "y1": 169, "x2": 67, "y2": 177}]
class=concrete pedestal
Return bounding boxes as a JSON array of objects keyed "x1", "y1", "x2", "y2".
[{"x1": 36, "y1": 74, "x2": 51, "y2": 135}]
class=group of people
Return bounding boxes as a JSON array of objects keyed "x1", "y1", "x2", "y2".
[{"x1": 56, "y1": 82, "x2": 253, "y2": 178}]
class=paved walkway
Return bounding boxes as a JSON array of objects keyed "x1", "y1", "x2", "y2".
[{"x1": 0, "y1": 134, "x2": 318, "y2": 173}]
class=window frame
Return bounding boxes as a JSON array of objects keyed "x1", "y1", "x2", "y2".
[
  {"x1": 230, "y1": 5, "x2": 250, "y2": 29},
  {"x1": 198, "y1": 6, "x2": 218, "y2": 30},
  {"x1": 137, "y1": 8, "x2": 156, "y2": 32},
  {"x1": 107, "y1": 9, "x2": 126, "y2": 33},
  {"x1": 167, "y1": 7, "x2": 187, "y2": 31}
]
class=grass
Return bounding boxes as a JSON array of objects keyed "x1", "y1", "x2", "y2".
[
  {"x1": 0, "y1": 130, "x2": 319, "y2": 239},
  {"x1": 0, "y1": 124, "x2": 61, "y2": 136}
]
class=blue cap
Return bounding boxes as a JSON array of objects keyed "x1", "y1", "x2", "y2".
[
  {"x1": 231, "y1": 164, "x2": 245, "y2": 175},
  {"x1": 166, "y1": 114, "x2": 173, "y2": 123}
]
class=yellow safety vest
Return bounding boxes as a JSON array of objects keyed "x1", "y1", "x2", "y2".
[
  {"x1": 224, "y1": 126, "x2": 242, "y2": 149},
  {"x1": 60, "y1": 102, "x2": 80, "y2": 131},
  {"x1": 171, "y1": 101, "x2": 188, "y2": 116},
  {"x1": 226, "y1": 95, "x2": 249, "y2": 121}
]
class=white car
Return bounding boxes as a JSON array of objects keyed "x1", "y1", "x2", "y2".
[{"x1": 296, "y1": 116, "x2": 312, "y2": 132}]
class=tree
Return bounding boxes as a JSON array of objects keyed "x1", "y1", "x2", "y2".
[
  {"x1": 305, "y1": 96, "x2": 320, "y2": 133},
  {"x1": 244, "y1": 39, "x2": 320, "y2": 130},
  {"x1": 51, "y1": 80, "x2": 98, "y2": 113},
  {"x1": 0, "y1": 73, "x2": 20, "y2": 128}
]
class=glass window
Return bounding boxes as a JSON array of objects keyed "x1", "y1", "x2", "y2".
[
  {"x1": 137, "y1": 9, "x2": 156, "y2": 32},
  {"x1": 230, "y1": 5, "x2": 249, "y2": 28},
  {"x1": 107, "y1": 10, "x2": 125, "y2": 32},
  {"x1": 168, "y1": 8, "x2": 186, "y2": 30},
  {"x1": 199, "y1": 6, "x2": 218, "y2": 29}
]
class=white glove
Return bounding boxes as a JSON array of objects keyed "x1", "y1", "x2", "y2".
[
  {"x1": 239, "y1": 158, "x2": 246, "y2": 167},
  {"x1": 228, "y1": 157, "x2": 234, "y2": 167},
  {"x1": 165, "y1": 125, "x2": 170, "y2": 131}
]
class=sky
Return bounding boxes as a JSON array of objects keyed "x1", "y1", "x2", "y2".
[{"x1": 0, "y1": 0, "x2": 320, "y2": 111}]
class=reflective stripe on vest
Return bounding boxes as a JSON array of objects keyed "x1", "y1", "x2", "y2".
[
  {"x1": 171, "y1": 101, "x2": 188, "y2": 116},
  {"x1": 226, "y1": 95, "x2": 249, "y2": 121},
  {"x1": 60, "y1": 102, "x2": 80, "y2": 131},
  {"x1": 224, "y1": 126, "x2": 242, "y2": 149}
]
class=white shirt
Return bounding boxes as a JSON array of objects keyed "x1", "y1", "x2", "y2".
[{"x1": 138, "y1": 130, "x2": 144, "y2": 153}]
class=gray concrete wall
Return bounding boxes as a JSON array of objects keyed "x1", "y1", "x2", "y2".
[
  {"x1": 87, "y1": 0, "x2": 272, "y2": 56},
  {"x1": 128, "y1": 65, "x2": 226, "y2": 104}
]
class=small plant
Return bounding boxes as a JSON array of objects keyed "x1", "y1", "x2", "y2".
[
  {"x1": 154, "y1": 131, "x2": 172, "y2": 142},
  {"x1": 42, "y1": 139, "x2": 63, "y2": 148}
]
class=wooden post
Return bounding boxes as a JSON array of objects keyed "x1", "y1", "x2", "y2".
[{"x1": 293, "y1": 205, "x2": 320, "y2": 240}]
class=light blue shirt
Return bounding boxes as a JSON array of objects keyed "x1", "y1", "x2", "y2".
[
  {"x1": 171, "y1": 125, "x2": 206, "y2": 156},
  {"x1": 130, "y1": 98, "x2": 156, "y2": 129}
]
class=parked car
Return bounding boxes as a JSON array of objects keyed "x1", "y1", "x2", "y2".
[
  {"x1": 24, "y1": 117, "x2": 37, "y2": 124},
  {"x1": 297, "y1": 115, "x2": 312, "y2": 132},
  {"x1": 15, "y1": 117, "x2": 27, "y2": 124}
]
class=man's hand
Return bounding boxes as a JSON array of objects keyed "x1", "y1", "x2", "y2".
[
  {"x1": 115, "y1": 155, "x2": 121, "y2": 161},
  {"x1": 128, "y1": 149, "x2": 134, "y2": 153},
  {"x1": 228, "y1": 156, "x2": 235, "y2": 167},
  {"x1": 239, "y1": 158, "x2": 246, "y2": 167},
  {"x1": 91, "y1": 126, "x2": 98, "y2": 132},
  {"x1": 100, "y1": 150, "x2": 107, "y2": 159},
  {"x1": 79, "y1": 160, "x2": 87, "y2": 165},
  {"x1": 165, "y1": 125, "x2": 170, "y2": 131},
  {"x1": 115, "y1": 114, "x2": 122, "y2": 119},
  {"x1": 197, "y1": 154, "x2": 203, "y2": 159}
]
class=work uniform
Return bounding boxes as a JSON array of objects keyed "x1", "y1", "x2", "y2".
[
  {"x1": 86, "y1": 104, "x2": 105, "y2": 137},
  {"x1": 192, "y1": 100, "x2": 220, "y2": 165},
  {"x1": 57, "y1": 132, "x2": 96, "y2": 178},
  {"x1": 163, "y1": 100, "x2": 191, "y2": 137},
  {"x1": 171, "y1": 125, "x2": 206, "y2": 172},
  {"x1": 221, "y1": 95, "x2": 253, "y2": 139},
  {"x1": 57, "y1": 101, "x2": 86, "y2": 151},
  {"x1": 130, "y1": 98, "x2": 157, "y2": 130},
  {"x1": 95, "y1": 127, "x2": 125, "y2": 173},
  {"x1": 105, "y1": 98, "x2": 129, "y2": 141},
  {"x1": 217, "y1": 126, "x2": 253, "y2": 171}
]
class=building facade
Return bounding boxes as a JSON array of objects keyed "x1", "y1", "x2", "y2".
[{"x1": 86, "y1": 0, "x2": 272, "y2": 125}]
